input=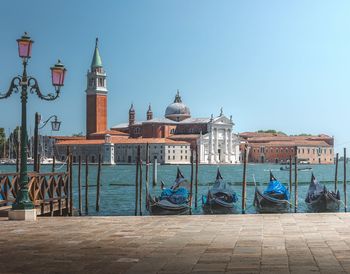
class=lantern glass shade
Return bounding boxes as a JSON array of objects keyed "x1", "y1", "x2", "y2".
[
  {"x1": 51, "y1": 60, "x2": 66, "y2": 87},
  {"x1": 51, "y1": 118, "x2": 61, "y2": 131},
  {"x1": 17, "y1": 32, "x2": 33, "y2": 58}
]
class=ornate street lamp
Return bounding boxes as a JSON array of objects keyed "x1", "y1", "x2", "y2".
[
  {"x1": 0, "y1": 32, "x2": 66, "y2": 219},
  {"x1": 33, "y1": 113, "x2": 61, "y2": 172}
]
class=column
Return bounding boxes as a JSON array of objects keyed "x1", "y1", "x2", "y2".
[
  {"x1": 209, "y1": 126, "x2": 214, "y2": 163},
  {"x1": 215, "y1": 128, "x2": 219, "y2": 163},
  {"x1": 224, "y1": 128, "x2": 228, "y2": 163}
]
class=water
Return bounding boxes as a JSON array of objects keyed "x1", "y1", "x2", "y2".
[{"x1": 1, "y1": 163, "x2": 348, "y2": 215}]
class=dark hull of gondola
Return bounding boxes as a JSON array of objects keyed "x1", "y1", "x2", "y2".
[
  {"x1": 202, "y1": 196, "x2": 237, "y2": 214},
  {"x1": 306, "y1": 191, "x2": 340, "y2": 213},
  {"x1": 254, "y1": 188, "x2": 290, "y2": 213},
  {"x1": 146, "y1": 194, "x2": 190, "y2": 215}
]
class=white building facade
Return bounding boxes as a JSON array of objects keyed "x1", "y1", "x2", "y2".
[{"x1": 197, "y1": 113, "x2": 240, "y2": 164}]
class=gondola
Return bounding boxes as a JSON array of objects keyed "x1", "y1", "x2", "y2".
[
  {"x1": 305, "y1": 173, "x2": 340, "y2": 212},
  {"x1": 202, "y1": 168, "x2": 238, "y2": 214},
  {"x1": 146, "y1": 168, "x2": 190, "y2": 215},
  {"x1": 254, "y1": 171, "x2": 290, "y2": 213}
]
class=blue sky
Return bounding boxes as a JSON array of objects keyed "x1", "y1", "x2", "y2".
[{"x1": 0, "y1": 0, "x2": 350, "y2": 151}]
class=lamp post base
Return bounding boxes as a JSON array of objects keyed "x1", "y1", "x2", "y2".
[{"x1": 8, "y1": 209, "x2": 37, "y2": 221}]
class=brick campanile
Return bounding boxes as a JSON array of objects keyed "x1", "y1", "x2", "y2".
[{"x1": 86, "y1": 38, "x2": 108, "y2": 137}]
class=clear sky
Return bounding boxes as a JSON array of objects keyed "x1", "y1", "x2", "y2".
[{"x1": 0, "y1": 0, "x2": 349, "y2": 152}]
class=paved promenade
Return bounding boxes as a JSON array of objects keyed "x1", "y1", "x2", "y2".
[{"x1": 1, "y1": 214, "x2": 350, "y2": 273}]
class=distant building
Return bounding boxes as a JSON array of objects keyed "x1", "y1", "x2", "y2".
[
  {"x1": 240, "y1": 132, "x2": 334, "y2": 164},
  {"x1": 111, "y1": 92, "x2": 241, "y2": 164}
]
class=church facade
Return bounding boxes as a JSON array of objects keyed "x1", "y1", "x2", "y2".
[{"x1": 55, "y1": 40, "x2": 241, "y2": 165}]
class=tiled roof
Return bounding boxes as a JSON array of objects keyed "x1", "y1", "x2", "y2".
[
  {"x1": 50, "y1": 136, "x2": 86, "y2": 141},
  {"x1": 56, "y1": 137, "x2": 190, "y2": 146},
  {"x1": 89, "y1": 130, "x2": 128, "y2": 136},
  {"x1": 168, "y1": 134, "x2": 200, "y2": 139},
  {"x1": 248, "y1": 140, "x2": 331, "y2": 147}
]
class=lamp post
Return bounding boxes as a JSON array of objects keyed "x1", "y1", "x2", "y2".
[
  {"x1": 33, "y1": 113, "x2": 61, "y2": 172},
  {"x1": 0, "y1": 32, "x2": 66, "y2": 220}
]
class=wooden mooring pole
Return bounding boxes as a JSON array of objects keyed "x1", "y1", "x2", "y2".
[
  {"x1": 294, "y1": 155, "x2": 298, "y2": 213},
  {"x1": 145, "y1": 143, "x2": 150, "y2": 208},
  {"x1": 335, "y1": 153, "x2": 339, "y2": 192},
  {"x1": 52, "y1": 156, "x2": 56, "y2": 172},
  {"x1": 289, "y1": 155, "x2": 292, "y2": 209},
  {"x1": 78, "y1": 155, "x2": 82, "y2": 216},
  {"x1": 37, "y1": 153, "x2": 41, "y2": 173},
  {"x1": 135, "y1": 146, "x2": 140, "y2": 216},
  {"x1": 344, "y1": 148, "x2": 347, "y2": 213},
  {"x1": 85, "y1": 155, "x2": 89, "y2": 215},
  {"x1": 96, "y1": 154, "x2": 102, "y2": 212},
  {"x1": 139, "y1": 159, "x2": 143, "y2": 216},
  {"x1": 195, "y1": 145, "x2": 199, "y2": 209},
  {"x1": 69, "y1": 154, "x2": 73, "y2": 216},
  {"x1": 242, "y1": 145, "x2": 247, "y2": 214},
  {"x1": 153, "y1": 158, "x2": 157, "y2": 186},
  {"x1": 190, "y1": 148, "x2": 194, "y2": 211},
  {"x1": 66, "y1": 147, "x2": 70, "y2": 216}
]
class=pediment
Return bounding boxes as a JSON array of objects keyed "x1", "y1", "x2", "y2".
[{"x1": 212, "y1": 115, "x2": 233, "y2": 125}]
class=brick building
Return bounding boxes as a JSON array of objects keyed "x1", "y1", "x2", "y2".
[{"x1": 240, "y1": 132, "x2": 334, "y2": 164}]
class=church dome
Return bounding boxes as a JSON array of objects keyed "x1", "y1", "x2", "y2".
[{"x1": 165, "y1": 91, "x2": 191, "y2": 121}]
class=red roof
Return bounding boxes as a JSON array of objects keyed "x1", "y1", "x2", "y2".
[{"x1": 56, "y1": 137, "x2": 190, "y2": 146}]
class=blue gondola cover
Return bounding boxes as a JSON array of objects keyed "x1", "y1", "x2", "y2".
[
  {"x1": 264, "y1": 179, "x2": 290, "y2": 200},
  {"x1": 160, "y1": 187, "x2": 189, "y2": 204}
]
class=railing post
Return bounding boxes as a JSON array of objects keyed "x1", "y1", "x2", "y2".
[
  {"x1": 69, "y1": 154, "x2": 73, "y2": 216},
  {"x1": 50, "y1": 176, "x2": 54, "y2": 216}
]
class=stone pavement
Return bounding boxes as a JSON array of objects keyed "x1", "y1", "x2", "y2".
[{"x1": 1, "y1": 213, "x2": 350, "y2": 273}]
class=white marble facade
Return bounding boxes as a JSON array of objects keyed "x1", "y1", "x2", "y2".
[{"x1": 198, "y1": 113, "x2": 240, "y2": 164}]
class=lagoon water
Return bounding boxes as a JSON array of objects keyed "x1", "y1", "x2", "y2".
[{"x1": 0, "y1": 163, "x2": 348, "y2": 215}]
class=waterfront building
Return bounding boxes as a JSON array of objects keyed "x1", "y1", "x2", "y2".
[
  {"x1": 240, "y1": 132, "x2": 334, "y2": 164},
  {"x1": 111, "y1": 92, "x2": 241, "y2": 164}
]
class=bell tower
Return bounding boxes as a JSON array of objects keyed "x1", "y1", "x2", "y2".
[{"x1": 86, "y1": 38, "x2": 108, "y2": 137}]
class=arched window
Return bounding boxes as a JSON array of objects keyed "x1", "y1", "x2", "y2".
[{"x1": 170, "y1": 128, "x2": 175, "y2": 134}]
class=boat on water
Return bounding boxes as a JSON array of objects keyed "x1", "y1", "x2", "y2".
[
  {"x1": 146, "y1": 168, "x2": 190, "y2": 215},
  {"x1": 305, "y1": 173, "x2": 340, "y2": 213},
  {"x1": 39, "y1": 156, "x2": 64, "y2": 165},
  {"x1": 254, "y1": 171, "x2": 290, "y2": 213},
  {"x1": 202, "y1": 168, "x2": 238, "y2": 214},
  {"x1": 280, "y1": 166, "x2": 312, "y2": 171}
]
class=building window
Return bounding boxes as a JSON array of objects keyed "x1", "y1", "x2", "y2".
[
  {"x1": 185, "y1": 156, "x2": 187, "y2": 160},
  {"x1": 181, "y1": 156, "x2": 183, "y2": 160},
  {"x1": 168, "y1": 156, "x2": 170, "y2": 160},
  {"x1": 181, "y1": 150, "x2": 183, "y2": 154},
  {"x1": 170, "y1": 129, "x2": 175, "y2": 134},
  {"x1": 168, "y1": 150, "x2": 170, "y2": 153},
  {"x1": 173, "y1": 150, "x2": 175, "y2": 153},
  {"x1": 330, "y1": 149, "x2": 333, "y2": 154},
  {"x1": 308, "y1": 149, "x2": 310, "y2": 154},
  {"x1": 173, "y1": 156, "x2": 175, "y2": 160}
]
